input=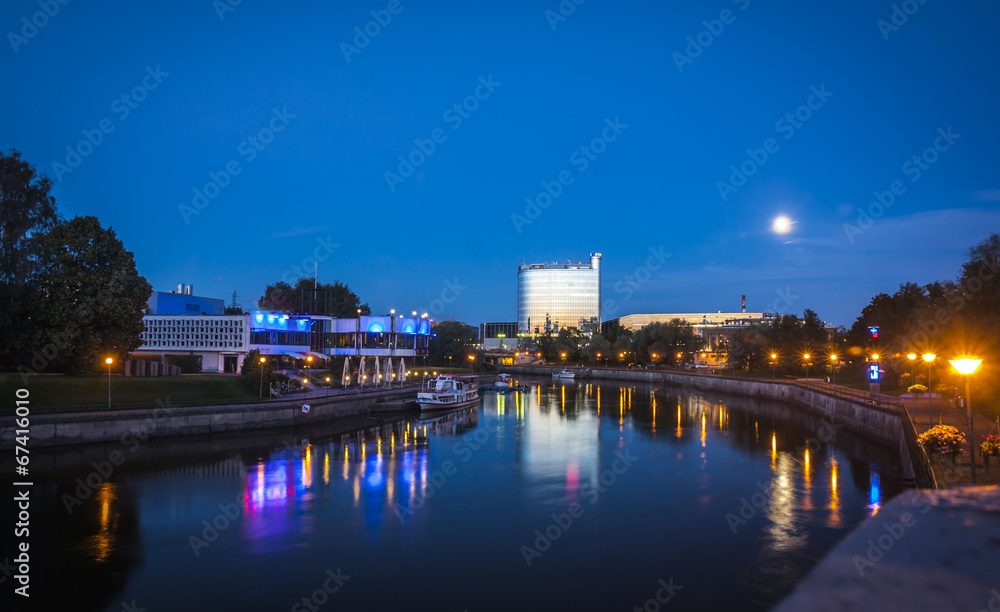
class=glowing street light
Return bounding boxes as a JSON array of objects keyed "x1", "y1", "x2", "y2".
[
  {"x1": 922, "y1": 353, "x2": 936, "y2": 424},
  {"x1": 949, "y1": 358, "x2": 982, "y2": 484},
  {"x1": 770, "y1": 353, "x2": 778, "y2": 380},
  {"x1": 468, "y1": 354, "x2": 475, "y2": 373},
  {"x1": 105, "y1": 357, "x2": 113, "y2": 409},
  {"x1": 829, "y1": 355, "x2": 838, "y2": 387},
  {"x1": 259, "y1": 355, "x2": 266, "y2": 398},
  {"x1": 803, "y1": 353, "x2": 811, "y2": 379},
  {"x1": 906, "y1": 354, "x2": 917, "y2": 419}
]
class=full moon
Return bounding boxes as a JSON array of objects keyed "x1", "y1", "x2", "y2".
[{"x1": 773, "y1": 216, "x2": 791, "y2": 233}]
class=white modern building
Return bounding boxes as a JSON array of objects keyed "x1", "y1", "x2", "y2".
[
  {"x1": 136, "y1": 315, "x2": 249, "y2": 373},
  {"x1": 517, "y1": 253, "x2": 602, "y2": 336}
]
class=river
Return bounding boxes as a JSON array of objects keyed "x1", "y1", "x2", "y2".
[{"x1": 3, "y1": 377, "x2": 904, "y2": 611}]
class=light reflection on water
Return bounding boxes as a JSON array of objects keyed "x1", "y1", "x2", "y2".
[{"x1": 19, "y1": 378, "x2": 902, "y2": 612}]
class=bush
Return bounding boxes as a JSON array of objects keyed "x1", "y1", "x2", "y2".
[{"x1": 907, "y1": 384, "x2": 928, "y2": 394}]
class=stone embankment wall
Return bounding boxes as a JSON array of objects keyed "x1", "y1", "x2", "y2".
[{"x1": 1, "y1": 388, "x2": 415, "y2": 449}]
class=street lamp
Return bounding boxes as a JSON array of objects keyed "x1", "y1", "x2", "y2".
[
  {"x1": 922, "y1": 353, "x2": 936, "y2": 424},
  {"x1": 105, "y1": 357, "x2": 113, "y2": 408},
  {"x1": 803, "y1": 354, "x2": 811, "y2": 379},
  {"x1": 325, "y1": 376, "x2": 331, "y2": 397},
  {"x1": 907, "y1": 354, "x2": 917, "y2": 419},
  {"x1": 468, "y1": 354, "x2": 475, "y2": 373},
  {"x1": 448, "y1": 354, "x2": 452, "y2": 371},
  {"x1": 949, "y1": 357, "x2": 982, "y2": 485},
  {"x1": 829, "y1": 355, "x2": 838, "y2": 387},
  {"x1": 770, "y1": 353, "x2": 777, "y2": 380},
  {"x1": 259, "y1": 356, "x2": 266, "y2": 398}
]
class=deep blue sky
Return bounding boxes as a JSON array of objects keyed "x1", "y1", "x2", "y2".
[{"x1": 3, "y1": 0, "x2": 998, "y2": 327}]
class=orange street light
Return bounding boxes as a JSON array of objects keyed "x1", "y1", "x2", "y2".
[
  {"x1": 950, "y1": 358, "x2": 983, "y2": 484},
  {"x1": 922, "y1": 354, "x2": 936, "y2": 423},
  {"x1": 106, "y1": 357, "x2": 113, "y2": 408}
]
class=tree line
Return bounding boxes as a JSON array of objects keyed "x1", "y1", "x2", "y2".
[{"x1": 1, "y1": 149, "x2": 150, "y2": 374}]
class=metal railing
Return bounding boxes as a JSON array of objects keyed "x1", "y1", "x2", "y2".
[{"x1": 791, "y1": 378, "x2": 906, "y2": 413}]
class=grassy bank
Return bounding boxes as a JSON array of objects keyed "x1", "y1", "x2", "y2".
[{"x1": 0, "y1": 373, "x2": 261, "y2": 412}]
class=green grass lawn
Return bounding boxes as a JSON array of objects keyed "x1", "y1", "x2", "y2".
[{"x1": 0, "y1": 373, "x2": 262, "y2": 412}]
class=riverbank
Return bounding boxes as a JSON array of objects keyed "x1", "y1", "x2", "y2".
[{"x1": 0, "y1": 385, "x2": 419, "y2": 448}]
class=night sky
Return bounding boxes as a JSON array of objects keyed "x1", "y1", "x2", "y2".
[{"x1": 2, "y1": 0, "x2": 998, "y2": 326}]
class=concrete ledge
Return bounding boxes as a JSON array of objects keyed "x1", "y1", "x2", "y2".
[
  {"x1": 0, "y1": 388, "x2": 416, "y2": 448},
  {"x1": 774, "y1": 486, "x2": 1000, "y2": 611}
]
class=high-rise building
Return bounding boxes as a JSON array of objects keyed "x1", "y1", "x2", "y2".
[{"x1": 517, "y1": 253, "x2": 601, "y2": 336}]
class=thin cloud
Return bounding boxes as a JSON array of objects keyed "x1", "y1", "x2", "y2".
[
  {"x1": 972, "y1": 190, "x2": 1000, "y2": 202},
  {"x1": 268, "y1": 226, "x2": 329, "y2": 239}
]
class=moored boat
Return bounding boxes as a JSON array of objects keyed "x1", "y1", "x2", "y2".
[
  {"x1": 417, "y1": 374, "x2": 480, "y2": 411},
  {"x1": 495, "y1": 373, "x2": 513, "y2": 388},
  {"x1": 553, "y1": 369, "x2": 576, "y2": 380}
]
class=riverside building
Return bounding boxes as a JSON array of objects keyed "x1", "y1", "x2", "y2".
[{"x1": 517, "y1": 253, "x2": 602, "y2": 337}]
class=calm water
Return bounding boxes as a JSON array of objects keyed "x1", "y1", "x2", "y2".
[{"x1": 3, "y1": 378, "x2": 905, "y2": 611}]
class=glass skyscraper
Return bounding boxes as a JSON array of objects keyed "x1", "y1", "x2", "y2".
[{"x1": 517, "y1": 253, "x2": 601, "y2": 336}]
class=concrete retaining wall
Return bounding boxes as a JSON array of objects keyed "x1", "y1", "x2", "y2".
[
  {"x1": 507, "y1": 366, "x2": 934, "y2": 488},
  {"x1": 1, "y1": 388, "x2": 416, "y2": 449}
]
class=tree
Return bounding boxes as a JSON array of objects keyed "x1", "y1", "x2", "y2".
[
  {"x1": 241, "y1": 349, "x2": 272, "y2": 392},
  {"x1": 584, "y1": 334, "x2": 611, "y2": 363},
  {"x1": 27, "y1": 216, "x2": 151, "y2": 373},
  {"x1": 259, "y1": 277, "x2": 370, "y2": 316},
  {"x1": 0, "y1": 149, "x2": 59, "y2": 368},
  {"x1": 224, "y1": 305, "x2": 245, "y2": 315},
  {"x1": 427, "y1": 320, "x2": 478, "y2": 366}
]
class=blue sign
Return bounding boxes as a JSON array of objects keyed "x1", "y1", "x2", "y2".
[
  {"x1": 868, "y1": 326, "x2": 879, "y2": 339},
  {"x1": 868, "y1": 363, "x2": 881, "y2": 382}
]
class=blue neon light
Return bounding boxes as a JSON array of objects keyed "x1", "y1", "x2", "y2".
[
  {"x1": 868, "y1": 364, "x2": 881, "y2": 381},
  {"x1": 402, "y1": 324, "x2": 415, "y2": 334},
  {"x1": 368, "y1": 322, "x2": 384, "y2": 333},
  {"x1": 254, "y1": 313, "x2": 264, "y2": 324}
]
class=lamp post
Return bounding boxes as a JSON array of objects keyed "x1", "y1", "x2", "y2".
[
  {"x1": 105, "y1": 357, "x2": 113, "y2": 408},
  {"x1": 907, "y1": 354, "x2": 917, "y2": 420},
  {"x1": 468, "y1": 354, "x2": 475, "y2": 373},
  {"x1": 829, "y1": 355, "x2": 838, "y2": 387},
  {"x1": 448, "y1": 354, "x2": 452, "y2": 372},
  {"x1": 325, "y1": 376, "x2": 331, "y2": 397},
  {"x1": 922, "y1": 354, "x2": 935, "y2": 424},
  {"x1": 259, "y1": 356, "x2": 266, "y2": 398},
  {"x1": 949, "y1": 358, "x2": 982, "y2": 485},
  {"x1": 770, "y1": 353, "x2": 777, "y2": 380},
  {"x1": 803, "y1": 354, "x2": 811, "y2": 379}
]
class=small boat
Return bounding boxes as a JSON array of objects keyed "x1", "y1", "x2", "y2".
[
  {"x1": 553, "y1": 369, "x2": 576, "y2": 380},
  {"x1": 495, "y1": 373, "x2": 513, "y2": 388},
  {"x1": 417, "y1": 374, "x2": 480, "y2": 411}
]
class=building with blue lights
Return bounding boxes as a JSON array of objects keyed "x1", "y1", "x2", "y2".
[{"x1": 133, "y1": 311, "x2": 431, "y2": 372}]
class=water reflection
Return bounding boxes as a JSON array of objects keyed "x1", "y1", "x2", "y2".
[{"x1": 10, "y1": 378, "x2": 909, "y2": 612}]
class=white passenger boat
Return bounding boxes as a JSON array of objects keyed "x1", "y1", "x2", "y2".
[
  {"x1": 553, "y1": 369, "x2": 576, "y2": 380},
  {"x1": 495, "y1": 373, "x2": 513, "y2": 388},
  {"x1": 417, "y1": 374, "x2": 480, "y2": 411}
]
